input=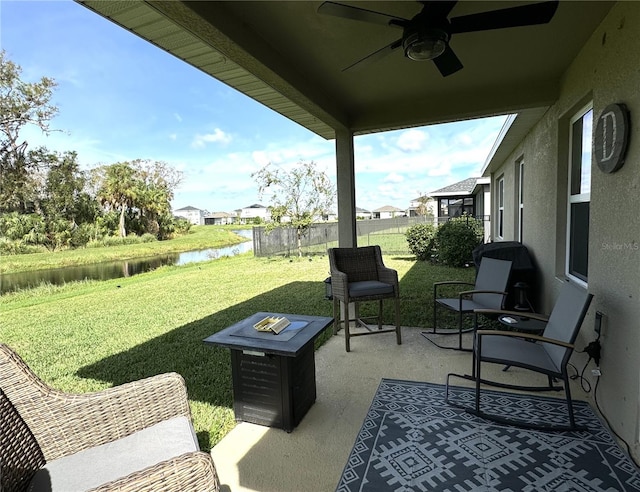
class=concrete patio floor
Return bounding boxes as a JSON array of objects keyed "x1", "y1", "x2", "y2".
[{"x1": 210, "y1": 326, "x2": 589, "y2": 492}]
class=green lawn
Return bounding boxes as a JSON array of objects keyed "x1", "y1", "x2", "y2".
[{"x1": 0, "y1": 251, "x2": 475, "y2": 451}]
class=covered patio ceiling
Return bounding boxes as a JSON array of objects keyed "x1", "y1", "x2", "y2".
[{"x1": 78, "y1": 1, "x2": 613, "y2": 140}]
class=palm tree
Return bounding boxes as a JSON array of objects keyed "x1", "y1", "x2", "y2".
[{"x1": 95, "y1": 163, "x2": 138, "y2": 237}]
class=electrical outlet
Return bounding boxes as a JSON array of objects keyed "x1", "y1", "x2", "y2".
[
  {"x1": 595, "y1": 311, "x2": 603, "y2": 335},
  {"x1": 592, "y1": 368, "x2": 602, "y2": 377}
]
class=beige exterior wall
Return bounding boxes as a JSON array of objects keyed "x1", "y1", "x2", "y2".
[{"x1": 488, "y1": 2, "x2": 640, "y2": 459}]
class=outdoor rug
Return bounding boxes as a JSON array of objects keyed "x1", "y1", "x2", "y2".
[{"x1": 336, "y1": 379, "x2": 640, "y2": 491}]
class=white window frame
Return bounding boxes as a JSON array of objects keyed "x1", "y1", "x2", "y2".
[
  {"x1": 517, "y1": 159, "x2": 524, "y2": 242},
  {"x1": 566, "y1": 102, "x2": 592, "y2": 286},
  {"x1": 497, "y1": 175, "x2": 504, "y2": 239}
]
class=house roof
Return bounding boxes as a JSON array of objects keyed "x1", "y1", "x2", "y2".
[
  {"x1": 429, "y1": 177, "x2": 479, "y2": 197},
  {"x1": 355, "y1": 207, "x2": 371, "y2": 214},
  {"x1": 481, "y1": 110, "x2": 550, "y2": 176},
  {"x1": 206, "y1": 211, "x2": 234, "y2": 218},
  {"x1": 373, "y1": 205, "x2": 404, "y2": 213},
  {"x1": 77, "y1": 1, "x2": 613, "y2": 140},
  {"x1": 174, "y1": 206, "x2": 201, "y2": 211}
]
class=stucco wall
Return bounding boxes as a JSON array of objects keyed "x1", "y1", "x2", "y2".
[{"x1": 490, "y1": 1, "x2": 640, "y2": 458}]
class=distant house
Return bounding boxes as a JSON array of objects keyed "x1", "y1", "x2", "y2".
[
  {"x1": 173, "y1": 205, "x2": 205, "y2": 226},
  {"x1": 355, "y1": 207, "x2": 372, "y2": 220},
  {"x1": 372, "y1": 205, "x2": 404, "y2": 219},
  {"x1": 407, "y1": 196, "x2": 437, "y2": 219},
  {"x1": 321, "y1": 210, "x2": 338, "y2": 221},
  {"x1": 427, "y1": 177, "x2": 491, "y2": 241},
  {"x1": 204, "y1": 212, "x2": 235, "y2": 225},
  {"x1": 235, "y1": 203, "x2": 270, "y2": 223}
]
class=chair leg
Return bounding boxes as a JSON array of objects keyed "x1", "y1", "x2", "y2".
[
  {"x1": 564, "y1": 373, "x2": 577, "y2": 429},
  {"x1": 395, "y1": 297, "x2": 401, "y2": 345},
  {"x1": 458, "y1": 310, "x2": 464, "y2": 351},
  {"x1": 345, "y1": 305, "x2": 351, "y2": 352},
  {"x1": 475, "y1": 336, "x2": 482, "y2": 413},
  {"x1": 378, "y1": 300, "x2": 383, "y2": 330},
  {"x1": 432, "y1": 292, "x2": 438, "y2": 334},
  {"x1": 332, "y1": 297, "x2": 340, "y2": 335}
]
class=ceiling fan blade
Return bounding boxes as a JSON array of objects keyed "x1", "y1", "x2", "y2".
[
  {"x1": 433, "y1": 45, "x2": 463, "y2": 77},
  {"x1": 343, "y1": 39, "x2": 403, "y2": 72},
  {"x1": 449, "y1": 1, "x2": 559, "y2": 34},
  {"x1": 419, "y1": 0, "x2": 457, "y2": 20},
  {"x1": 317, "y1": 1, "x2": 407, "y2": 28}
]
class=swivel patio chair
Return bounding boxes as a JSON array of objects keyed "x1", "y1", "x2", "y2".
[
  {"x1": 328, "y1": 245, "x2": 401, "y2": 352},
  {"x1": 0, "y1": 343, "x2": 220, "y2": 492},
  {"x1": 424, "y1": 256, "x2": 512, "y2": 351},
  {"x1": 446, "y1": 280, "x2": 593, "y2": 431}
]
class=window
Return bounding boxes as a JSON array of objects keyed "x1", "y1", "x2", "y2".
[
  {"x1": 567, "y1": 104, "x2": 592, "y2": 284},
  {"x1": 438, "y1": 198, "x2": 474, "y2": 220},
  {"x1": 497, "y1": 176, "x2": 504, "y2": 239},
  {"x1": 518, "y1": 160, "x2": 524, "y2": 242}
]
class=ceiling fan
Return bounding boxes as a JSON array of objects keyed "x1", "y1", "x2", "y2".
[{"x1": 317, "y1": 0, "x2": 559, "y2": 77}]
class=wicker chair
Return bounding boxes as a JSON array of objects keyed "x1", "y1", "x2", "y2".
[
  {"x1": 0, "y1": 343, "x2": 220, "y2": 492},
  {"x1": 328, "y1": 246, "x2": 401, "y2": 352}
]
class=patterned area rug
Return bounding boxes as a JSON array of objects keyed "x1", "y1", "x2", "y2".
[{"x1": 337, "y1": 379, "x2": 640, "y2": 491}]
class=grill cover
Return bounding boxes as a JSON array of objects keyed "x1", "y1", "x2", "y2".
[{"x1": 472, "y1": 241, "x2": 537, "y2": 311}]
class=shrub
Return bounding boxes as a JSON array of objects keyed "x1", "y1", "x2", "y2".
[
  {"x1": 406, "y1": 223, "x2": 437, "y2": 261},
  {"x1": 435, "y1": 216, "x2": 483, "y2": 267},
  {"x1": 0, "y1": 237, "x2": 46, "y2": 255}
]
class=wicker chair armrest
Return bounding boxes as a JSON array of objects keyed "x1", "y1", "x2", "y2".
[
  {"x1": 474, "y1": 309, "x2": 549, "y2": 322},
  {"x1": 19, "y1": 372, "x2": 191, "y2": 461},
  {"x1": 330, "y1": 270, "x2": 348, "y2": 299},
  {"x1": 87, "y1": 452, "x2": 220, "y2": 492},
  {"x1": 476, "y1": 330, "x2": 574, "y2": 349},
  {"x1": 377, "y1": 266, "x2": 399, "y2": 287}
]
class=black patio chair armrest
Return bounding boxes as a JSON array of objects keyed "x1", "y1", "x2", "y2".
[
  {"x1": 434, "y1": 281, "x2": 474, "y2": 288},
  {"x1": 474, "y1": 309, "x2": 549, "y2": 323},
  {"x1": 433, "y1": 281, "x2": 474, "y2": 298},
  {"x1": 476, "y1": 329, "x2": 574, "y2": 349},
  {"x1": 458, "y1": 289, "x2": 508, "y2": 299}
]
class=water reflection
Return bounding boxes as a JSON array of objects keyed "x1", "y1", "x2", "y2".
[{"x1": 0, "y1": 230, "x2": 253, "y2": 294}]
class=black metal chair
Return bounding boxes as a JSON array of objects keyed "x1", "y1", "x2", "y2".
[
  {"x1": 424, "y1": 257, "x2": 512, "y2": 351},
  {"x1": 446, "y1": 280, "x2": 593, "y2": 431},
  {"x1": 328, "y1": 246, "x2": 401, "y2": 352}
]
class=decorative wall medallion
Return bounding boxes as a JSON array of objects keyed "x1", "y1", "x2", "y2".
[{"x1": 594, "y1": 103, "x2": 630, "y2": 173}]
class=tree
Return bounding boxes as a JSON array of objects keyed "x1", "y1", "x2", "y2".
[
  {"x1": 42, "y1": 150, "x2": 98, "y2": 226},
  {"x1": 0, "y1": 50, "x2": 59, "y2": 213},
  {"x1": 134, "y1": 159, "x2": 182, "y2": 239},
  {"x1": 92, "y1": 160, "x2": 183, "y2": 239},
  {"x1": 414, "y1": 193, "x2": 434, "y2": 219},
  {"x1": 252, "y1": 160, "x2": 335, "y2": 257},
  {"x1": 93, "y1": 162, "x2": 138, "y2": 237}
]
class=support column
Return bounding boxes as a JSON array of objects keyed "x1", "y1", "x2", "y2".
[
  {"x1": 335, "y1": 128, "x2": 358, "y2": 325},
  {"x1": 335, "y1": 128, "x2": 357, "y2": 248}
]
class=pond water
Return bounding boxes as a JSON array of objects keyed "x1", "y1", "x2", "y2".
[{"x1": 0, "y1": 230, "x2": 253, "y2": 295}]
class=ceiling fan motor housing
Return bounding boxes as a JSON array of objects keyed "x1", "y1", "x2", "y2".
[{"x1": 402, "y1": 25, "x2": 449, "y2": 61}]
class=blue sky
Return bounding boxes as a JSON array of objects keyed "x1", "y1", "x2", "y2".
[{"x1": 2, "y1": 0, "x2": 507, "y2": 214}]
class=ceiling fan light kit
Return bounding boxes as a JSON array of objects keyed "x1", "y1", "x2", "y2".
[{"x1": 403, "y1": 28, "x2": 449, "y2": 61}]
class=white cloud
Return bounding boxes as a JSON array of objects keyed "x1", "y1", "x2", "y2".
[
  {"x1": 192, "y1": 128, "x2": 232, "y2": 148},
  {"x1": 169, "y1": 133, "x2": 177, "y2": 141},
  {"x1": 174, "y1": 113, "x2": 183, "y2": 123},
  {"x1": 396, "y1": 128, "x2": 428, "y2": 151},
  {"x1": 383, "y1": 172, "x2": 404, "y2": 184},
  {"x1": 453, "y1": 132, "x2": 473, "y2": 146}
]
